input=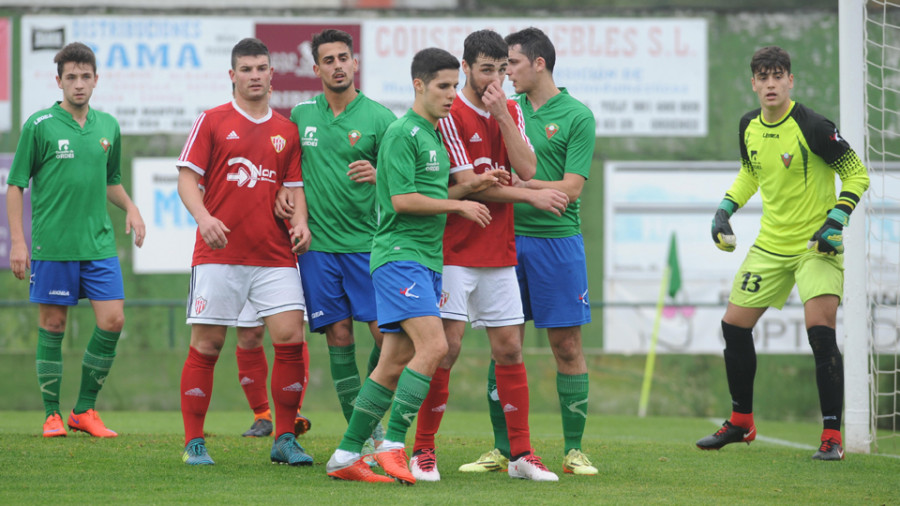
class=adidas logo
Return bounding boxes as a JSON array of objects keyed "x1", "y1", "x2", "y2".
[
  {"x1": 503, "y1": 403, "x2": 518, "y2": 413},
  {"x1": 226, "y1": 130, "x2": 240, "y2": 140},
  {"x1": 184, "y1": 387, "x2": 206, "y2": 397},
  {"x1": 469, "y1": 132, "x2": 483, "y2": 143},
  {"x1": 282, "y1": 382, "x2": 304, "y2": 392},
  {"x1": 432, "y1": 403, "x2": 447, "y2": 413},
  {"x1": 240, "y1": 376, "x2": 254, "y2": 386}
]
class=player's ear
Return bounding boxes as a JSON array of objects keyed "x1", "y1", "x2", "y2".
[{"x1": 413, "y1": 77, "x2": 424, "y2": 94}]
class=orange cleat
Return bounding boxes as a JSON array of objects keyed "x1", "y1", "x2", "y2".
[
  {"x1": 294, "y1": 412, "x2": 312, "y2": 436},
  {"x1": 373, "y1": 448, "x2": 416, "y2": 485},
  {"x1": 43, "y1": 413, "x2": 67, "y2": 438},
  {"x1": 67, "y1": 409, "x2": 118, "y2": 438},
  {"x1": 327, "y1": 455, "x2": 395, "y2": 483}
]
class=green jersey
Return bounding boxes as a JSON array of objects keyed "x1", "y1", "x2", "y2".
[
  {"x1": 512, "y1": 88, "x2": 595, "y2": 238},
  {"x1": 7, "y1": 102, "x2": 122, "y2": 261},
  {"x1": 726, "y1": 101, "x2": 869, "y2": 256},
  {"x1": 370, "y1": 109, "x2": 450, "y2": 274},
  {"x1": 290, "y1": 91, "x2": 396, "y2": 253}
]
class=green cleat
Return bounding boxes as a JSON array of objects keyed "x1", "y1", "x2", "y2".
[
  {"x1": 562, "y1": 449, "x2": 598, "y2": 475},
  {"x1": 458, "y1": 448, "x2": 509, "y2": 472},
  {"x1": 271, "y1": 433, "x2": 313, "y2": 466},
  {"x1": 182, "y1": 438, "x2": 215, "y2": 465}
]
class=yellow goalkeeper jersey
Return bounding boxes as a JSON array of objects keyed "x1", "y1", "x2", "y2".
[{"x1": 725, "y1": 101, "x2": 869, "y2": 256}]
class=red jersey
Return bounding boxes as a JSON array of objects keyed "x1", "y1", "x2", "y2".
[
  {"x1": 177, "y1": 101, "x2": 302, "y2": 267},
  {"x1": 439, "y1": 94, "x2": 531, "y2": 267}
]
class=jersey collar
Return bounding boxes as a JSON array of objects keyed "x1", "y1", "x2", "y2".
[{"x1": 231, "y1": 99, "x2": 272, "y2": 124}]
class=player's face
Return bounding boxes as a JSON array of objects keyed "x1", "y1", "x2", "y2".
[
  {"x1": 415, "y1": 69, "x2": 458, "y2": 124},
  {"x1": 314, "y1": 42, "x2": 358, "y2": 94},
  {"x1": 464, "y1": 55, "x2": 508, "y2": 99},
  {"x1": 506, "y1": 45, "x2": 538, "y2": 95},
  {"x1": 56, "y1": 62, "x2": 97, "y2": 109},
  {"x1": 230, "y1": 54, "x2": 273, "y2": 103},
  {"x1": 751, "y1": 67, "x2": 793, "y2": 113}
]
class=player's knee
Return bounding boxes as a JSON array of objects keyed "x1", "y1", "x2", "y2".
[
  {"x1": 97, "y1": 313, "x2": 125, "y2": 333},
  {"x1": 551, "y1": 338, "x2": 582, "y2": 364},
  {"x1": 41, "y1": 318, "x2": 67, "y2": 334}
]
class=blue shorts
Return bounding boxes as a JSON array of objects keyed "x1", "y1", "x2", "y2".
[
  {"x1": 297, "y1": 251, "x2": 377, "y2": 333},
  {"x1": 371, "y1": 261, "x2": 442, "y2": 333},
  {"x1": 30, "y1": 258, "x2": 124, "y2": 306},
  {"x1": 515, "y1": 235, "x2": 591, "y2": 328}
]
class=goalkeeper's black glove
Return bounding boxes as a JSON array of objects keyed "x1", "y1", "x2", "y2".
[
  {"x1": 808, "y1": 208, "x2": 850, "y2": 255},
  {"x1": 711, "y1": 199, "x2": 737, "y2": 252}
]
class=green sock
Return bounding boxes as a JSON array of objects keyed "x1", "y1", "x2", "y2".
[
  {"x1": 36, "y1": 328, "x2": 65, "y2": 418},
  {"x1": 558, "y1": 372, "x2": 589, "y2": 454},
  {"x1": 73, "y1": 327, "x2": 119, "y2": 414},
  {"x1": 487, "y1": 360, "x2": 510, "y2": 458},
  {"x1": 338, "y1": 378, "x2": 393, "y2": 453},
  {"x1": 384, "y1": 367, "x2": 431, "y2": 444},
  {"x1": 329, "y1": 344, "x2": 362, "y2": 423},
  {"x1": 366, "y1": 344, "x2": 381, "y2": 376}
]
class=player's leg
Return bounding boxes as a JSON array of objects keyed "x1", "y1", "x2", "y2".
[{"x1": 235, "y1": 310, "x2": 271, "y2": 437}]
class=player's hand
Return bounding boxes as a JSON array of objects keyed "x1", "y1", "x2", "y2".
[
  {"x1": 125, "y1": 207, "x2": 146, "y2": 248},
  {"x1": 509, "y1": 171, "x2": 527, "y2": 188},
  {"x1": 527, "y1": 188, "x2": 569, "y2": 216},
  {"x1": 807, "y1": 209, "x2": 849, "y2": 255},
  {"x1": 198, "y1": 215, "x2": 230, "y2": 250},
  {"x1": 290, "y1": 224, "x2": 311, "y2": 255},
  {"x1": 274, "y1": 186, "x2": 295, "y2": 219},
  {"x1": 482, "y1": 81, "x2": 509, "y2": 119},
  {"x1": 456, "y1": 200, "x2": 491, "y2": 228},
  {"x1": 465, "y1": 168, "x2": 509, "y2": 195},
  {"x1": 711, "y1": 200, "x2": 737, "y2": 252},
  {"x1": 348, "y1": 160, "x2": 377, "y2": 185},
  {"x1": 9, "y1": 241, "x2": 30, "y2": 280}
]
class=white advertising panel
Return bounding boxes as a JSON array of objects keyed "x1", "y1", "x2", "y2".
[
  {"x1": 362, "y1": 18, "x2": 707, "y2": 136},
  {"x1": 20, "y1": 17, "x2": 252, "y2": 134},
  {"x1": 0, "y1": 18, "x2": 11, "y2": 132},
  {"x1": 132, "y1": 158, "x2": 195, "y2": 273}
]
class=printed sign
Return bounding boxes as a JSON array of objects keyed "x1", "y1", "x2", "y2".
[{"x1": 132, "y1": 158, "x2": 195, "y2": 273}]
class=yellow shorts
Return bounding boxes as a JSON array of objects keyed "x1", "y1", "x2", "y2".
[{"x1": 728, "y1": 246, "x2": 844, "y2": 309}]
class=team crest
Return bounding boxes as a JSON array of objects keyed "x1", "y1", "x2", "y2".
[
  {"x1": 271, "y1": 135, "x2": 286, "y2": 153},
  {"x1": 194, "y1": 296, "x2": 207, "y2": 315},
  {"x1": 99, "y1": 138, "x2": 110, "y2": 152},
  {"x1": 781, "y1": 153, "x2": 793, "y2": 168},
  {"x1": 545, "y1": 123, "x2": 560, "y2": 139},
  {"x1": 438, "y1": 290, "x2": 450, "y2": 308},
  {"x1": 348, "y1": 130, "x2": 361, "y2": 146}
]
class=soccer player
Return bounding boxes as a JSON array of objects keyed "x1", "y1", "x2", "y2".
[
  {"x1": 325, "y1": 47, "x2": 494, "y2": 484},
  {"x1": 409, "y1": 29, "x2": 567, "y2": 482},
  {"x1": 502, "y1": 27, "x2": 598, "y2": 475},
  {"x1": 697, "y1": 46, "x2": 869, "y2": 461},
  {"x1": 177, "y1": 38, "x2": 312, "y2": 466},
  {"x1": 6, "y1": 42, "x2": 145, "y2": 439},
  {"x1": 281, "y1": 29, "x2": 395, "y2": 447}
]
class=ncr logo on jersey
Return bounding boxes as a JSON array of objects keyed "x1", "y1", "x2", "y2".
[
  {"x1": 302, "y1": 126, "x2": 318, "y2": 147},
  {"x1": 226, "y1": 157, "x2": 277, "y2": 188}
]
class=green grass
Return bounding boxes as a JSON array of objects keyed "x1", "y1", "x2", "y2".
[{"x1": 1, "y1": 411, "x2": 897, "y2": 505}]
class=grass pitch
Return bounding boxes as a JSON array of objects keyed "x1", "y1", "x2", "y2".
[{"x1": 0, "y1": 410, "x2": 897, "y2": 505}]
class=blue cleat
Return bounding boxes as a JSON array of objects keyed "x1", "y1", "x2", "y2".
[
  {"x1": 271, "y1": 433, "x2": 313, "y2": 466},
  {"x1": 182, "y1": 438, "x2": 215, "y2": 465}
]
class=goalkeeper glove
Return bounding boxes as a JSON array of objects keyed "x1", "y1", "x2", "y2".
[
  {"x1": 807, "y1": 208, "x2": 849, "y2": 255},
  {"x1": 711, "y1": 199, "x2": 737, "y2": 252}
]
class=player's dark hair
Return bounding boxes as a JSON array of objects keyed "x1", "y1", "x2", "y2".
[
  {"x1": 505, "y1": 27, "x2": 556, "y2": 73},
  {"x1": 411, "y1": 48, "x2": 460, "y2": 85},
  {"x1": 231, "y1": 38, "x2": 270, "y2": 69},
  {"x1": 462, "y1": 29, "x2": 508, "y2": 66},
  {"x1": 311, "y1": 29, "x2": 354, "y2": 64},
  {"x1": 750, "y1": 46, "x2": 791, "y2": 76},
  {"x1": 54, "y1": 42, "x2": 96, "y2": 77}
]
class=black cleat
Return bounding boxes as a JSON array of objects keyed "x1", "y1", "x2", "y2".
[
  {"x1": 242, "y1": 418, "x2": 273, "y2": 437},
  {"x1": 811, "y1": 438, "x2": 844, "y2": 461},
  {"x1": 696, "y1": 420, "x2": 756, "y2": 450}
]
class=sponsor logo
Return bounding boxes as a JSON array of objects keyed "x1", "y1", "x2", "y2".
[
  {"x1": 184, "y1": 387, "x2": 206, "y2": 397},
  {"x1": 226, "y1": 130, "x2": 240, "y2": 140},
  {"x1": 469, "y1": 132, "x2": 483, "y2": 143},
  {"x1": 226, "y1": 157, "x2": 277, "y2": 188},
  {"x1": 271, "y1": 135, "x2": 286, "y2": 153},
  {"x1": 438, "y1": 290, "x2": 449, "y2": 308},
  {"x1": 545, "y1": 123, "x2": 559, "y2": 139},
  {"x1": 302, "y1": 126, "x2": 318, "y2": 147},
  {"x1": 425, "y1": 150, "x2": 440, "y2": 172},
  {"x1": 56, "y1": 139, "x2": 74, "y2": 159},
  {"x1": 566, "y1": 399, "x2": 588, "y2": 418},
  {"x1": 410, "y1": 126, "x2": 420, "y2": 137},
  {"x1": 33, "y1": 113, "x2": 53, "y2": 126},
  {"x1": 348, "y1": 130, "x2": 362, "y2": 146},
  {"x1": 432, "y1": 403, "x2": 447, "y2": 413},
  {"x1": 400, "y1": 282, "x2": 419, "y2": 299},
  {"x1": 503, "y1": 403, "x2": 518, "y2": 413},
  {"x1": 99, "y1": 138, "x2": 110, "y2": 153},
  {"x1": 194, "y1": 296, "x2": 207, "y2": 315},
  {"x1": 579, "y1": 289, "x2": 589, "y2": 306},
  {"x1": 762, "y1": 132, "x2": 780, "y2": 139},
  {"x1": 283, "y1": 382, "x2": 304, "y2": 392},
  {"x1": 48, "y1": 289, "x2": 71, "y2": 296},
  {"x1": 240, "y1": 376, "x2": 254, "y2": 386},
  {"x1": 781, "y1": 153, "x2": 793, "y2": 168},
  {"x1": 310, "y1": 310, "x2": 324, "y2": 319}
]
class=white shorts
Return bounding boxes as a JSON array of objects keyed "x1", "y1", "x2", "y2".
[
  {"x1": 439, "y1": 265, "x2": 524, "y2": 329},
  {"x1": 236, "y1": 301, "x2": 264, "y2": 328},
  {"x1": 187, "y1": 264, "x2": 306, "y2": 326}
]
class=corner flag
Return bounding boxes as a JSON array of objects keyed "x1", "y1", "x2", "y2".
[{"x1": 667, "y1": 233, "x2": 681, "y2": 298}]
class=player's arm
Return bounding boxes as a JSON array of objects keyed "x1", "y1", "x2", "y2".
[
  {"x1": 6, "y1": 184, "x2": 29, "y2": 280},
  {"x1": 454, "y1": 169, "x2": 568, "y2": 216},
  {"x1": 177, "y1": 167, "x2": 230, "y2": 250},
  {"x1": 447, "y1": 168, "x2": 509, "y2": 200},
  {"x1": 482, "y1": 85, "x2": 536, "y2": 180},
  {"x1": 711, "y1": 163, "x2": 758, "y2": 252},
  {"x1": 513, "y1": 172, "x2": 585, "y2": 203},
  {"x1": 392, "y1": 192, "x2": 491, "y2": 228},
  {"x1": 287, "y1": 185, "x2": 311, "y2": 254},
  {"x1": 106, "y1": 185, "x2": 146, "y2": 247}
]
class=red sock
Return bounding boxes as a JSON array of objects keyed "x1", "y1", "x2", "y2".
[
  {"x1": 236, "y1": 345, "x2": 270, "y2": 415},
  {"x1": 496, "y1": 363, "x2": 531, "y2": 458},
  {"x1": 271, "y1": 342, "x2": 305, "y2": 437},
  {"x1": 730, "y1": 411, "x2": 754, "y2": 430},
  {"x1": 298, "y1": 341, "x2": 309, "y2": 411},
  {"x1": 181, "y1": 347, "x2": 218, "y2": 446},
  {"x1": 413, "y1": 367, "x2": 450, "y2": 453},
  {"x1": 822, "y1": 428, "x2": 842, "y2": 444}
]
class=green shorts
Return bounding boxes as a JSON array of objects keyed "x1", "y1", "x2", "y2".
[{"x1": 728, "y1": 246, "x2": 844, "y2": 309}]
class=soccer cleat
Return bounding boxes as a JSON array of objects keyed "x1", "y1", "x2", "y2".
[
  {"x1": 182, "y1": 438, "x2": 215, "y2": 465},
  {"x1": 42, "y1": 413, "x2": 67, "y2": 438},
  {"x1": 242, "y1": 417, "x2": 273, "y2": 437},
  {"x1": 362, "y1": 438, "x2": 378, "y2": 467},
  {"x1": 373, "y1": 447, "x2": 416, "y2": 485},
  {"x1": 458, "y1": 448, "x2": 509, "y2": 472},
  {"x1": 294, "y1": 412, "x2": 312, "y2": 436},
  {"x1": 811, "y1": 438, "x2": 845, "y2": 461},
  {"x1": 409, "y1": 448, "x2": 440, "y2": 482},
  {"x1": 509, "y1": 452, "x2": 559, "y2": 481},
  {"x1": 696, "y1": 420, "x2": 756, "y2": 450},
  {"x1": 562, "y1": 449, "x2": 598, "y2": 475},
  {"x1": 371, "y1": 421, "x2": 385, "y2": 446},
  {"x1": 270, "y1": 433, "x2": 314, "y2": 466},
  {"x1": 67, "y1": 409, "x2": 118, "y2": 437},
  {"x1": 326, "y1": 453, "x2": 394, "y2": 483}
]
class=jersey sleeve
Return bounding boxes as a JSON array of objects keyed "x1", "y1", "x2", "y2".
[
  {"x1": 282, "y1": 128, "x2": 303, "y2": 187},
  {"x1": 176, "y1": 112, "x2": 211, "y2": 176},
  {"x1": 563, "y1": 107, "x2": 595, "y2": 179},
  {"x1": 508, "y1": 100, "x2": 533, "y2": 152},
  {"x1": 7, "y1": 120, "x2": 38, "y2": 188},
  {"x1": 106, "y1": 120, "x2": 122, "y2": 186},
  {"x1": 438, "y1": 113, "x2": 474, "y2": 174},
  {"x1": 381, "y1": 132, "x2": 419, "y2": 197},
  {"x1": 809, "y1": 119, "x2": 870, "y2": 213},
  {"x1": 726, "y1": 114, "x2": 760, "y2": 208}
]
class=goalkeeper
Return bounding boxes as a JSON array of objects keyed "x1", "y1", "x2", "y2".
[{"x1": 697, "y1": 46, "x2": 869, "y2": 461}]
